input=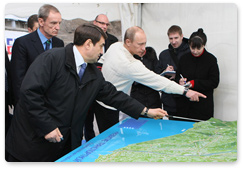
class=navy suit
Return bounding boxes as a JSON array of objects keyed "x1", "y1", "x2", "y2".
[{"x1": 11, "y1": 31, "x2": 64, "y2": 105}]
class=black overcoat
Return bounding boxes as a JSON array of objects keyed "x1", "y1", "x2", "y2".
[
  {"x1": 6, "y1": 43, "x2": 144, "y2": 162},
  {"x1": 175, "y1": 49, "x2": 220, "y2": 120},
  {"x1": 130, "y1": 47, "x2": 161, "y2": 109},
  {"x1": 156, "y1": 38, "x2": 190, "y2": 113}
]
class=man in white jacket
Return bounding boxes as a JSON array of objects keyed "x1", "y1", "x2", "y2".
[{"x1": 94, "y1": 26, "x2": 206, "y2": 133}]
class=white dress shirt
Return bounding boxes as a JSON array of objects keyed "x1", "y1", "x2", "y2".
[{"x1": 73, "y1": 45, "x2": 87, "y2": 74}]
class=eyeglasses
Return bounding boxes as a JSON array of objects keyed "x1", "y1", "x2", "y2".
[{"x1": 95, "y1": 20, "x2": 110, "y2": 27}]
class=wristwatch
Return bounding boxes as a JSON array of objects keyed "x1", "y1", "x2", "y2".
[
  {"x1": 183, "y1": 88, "x2": 189, "y2": 96},
  {"x1": 144, "y1": 107, "x2": 149, "y2": 117}
]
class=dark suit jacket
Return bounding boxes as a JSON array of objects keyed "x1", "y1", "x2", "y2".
[
  {"x1": 11, "y1": 30, "x2": 64, "y2": 105},
  {"x1": 6, "y1": 43, "x2": 144, "y2": 162},
  {"x1": 5, "y1": 48, "x2": 13, "y2": 135},
  {"x1": 105, "y1": 32, "x2": 118, "y2": 52}
]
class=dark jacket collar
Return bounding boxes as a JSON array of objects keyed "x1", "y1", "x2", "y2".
[
  {"x1": 30, "y1": 31, "x2": 45, "y2": 54},
  {"x1": 30, "y1": 30, "x2": 62, "y2": 53},
  {"x1": 65, "y1": 43, "x2": 98, "y2": 86},
  {"x1": 65, "y1": 43, "x2": 77, "y2": 72},
  {"x1": 168, "y1": 37, "x2": 189, "y2": 54}
]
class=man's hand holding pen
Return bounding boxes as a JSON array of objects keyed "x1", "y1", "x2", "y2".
[
  {"x1": 179, "y1": 74, "x2": 206, "y2": 101},
  {"x1": 179, "y1": 74, "x2": 192, "y2": 88},
  {"x1": 45, "y1": 128, "x2": 63, "y2": 143}
]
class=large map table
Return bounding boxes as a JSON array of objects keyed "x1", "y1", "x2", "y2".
[
  {"x1": 57, "y1": 117, "x2": 237, "y2": 162},
  {"x1": 56, "y1": 117, "x2": 195, "y2": 162}
]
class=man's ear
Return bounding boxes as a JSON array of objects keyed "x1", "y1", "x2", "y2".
[
  {"x1": 38, "y1": 18, "x2": 44, "y2": 27},
  {"x1": 125, "y1": 39, "x2": 131, "y2": 46},
  {"x1": 84, "y1": 39, "x2": 93, "y2": 49},
  {"x1": 28, "y1": 27, "x2": 32, "y2": 33}
]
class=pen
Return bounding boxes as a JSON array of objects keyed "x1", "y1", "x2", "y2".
[{"x1": 180, "y1": 74, "x2": 186, "y2": 84}]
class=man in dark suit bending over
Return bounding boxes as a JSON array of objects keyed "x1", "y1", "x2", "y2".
[
  {"x1": 6, "y1": 23, "x2": 167, "y2": 162},
  {"x1": 11, "y1": 4, "x2": 64, "y2": 105}
]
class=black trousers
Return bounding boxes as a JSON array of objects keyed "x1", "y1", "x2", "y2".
[{"x1": 93, "y1": 101, "x2": 119, "y2": 133}]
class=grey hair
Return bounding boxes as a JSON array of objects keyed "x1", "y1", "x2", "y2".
[{"x1": 38, "y1": 4, "x2": 60, "y2": 21}]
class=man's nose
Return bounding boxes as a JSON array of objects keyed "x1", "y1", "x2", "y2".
[
  {"x1": 100, "y1": 48, "x2": 104, "y2": 55},
  {"x1": 55, "y1": 23, "x2": 60, "y2": 30},
  {"x1": 141, "y1": 44, "x2": 146, "y2": 51}
]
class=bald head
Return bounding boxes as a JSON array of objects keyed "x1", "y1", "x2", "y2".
[
  {"x1": 93, "y1": 14, "x2": 110, "y2": 33},
  {"x1": 123, "y1": 26, "x2": 146, "y2": 57},
  {"x1": 124, "y1": 26, "x2": 144, "y2": 43}
]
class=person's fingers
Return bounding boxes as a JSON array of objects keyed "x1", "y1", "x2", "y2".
[
  {"x1": 198, "y1": 93, "x2": 207, "y2": 98},
  {"x1": 56, "y1": 136, "x2": 61, "y2": 142},
  {"x1": 56, "y1": 128, "x2": 63, "y2": 138},
  {"x1": 56, "y1": 128, "x2": 63, "y2": 142},
  {"x1": 163, "y1": 110, "x2": 168, "y2": 116}
]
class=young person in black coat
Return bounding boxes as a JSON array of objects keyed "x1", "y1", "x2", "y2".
[
  {"x1": 156, "y1": 25, "x2": 190, "y2": 118},
  {"x1": 131, "y1": 47, "x2": 162, "y2": 116},
  {"x1": 5, "y1": 23, "x2": 168, "y2": 162},
  {"x1": 175, "y1": 28, "x2": 220, "y2": 120}
]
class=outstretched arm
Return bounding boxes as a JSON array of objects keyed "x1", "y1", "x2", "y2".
[{"x1": 141, "y1": 107, "x2": 168, "y2": 120}]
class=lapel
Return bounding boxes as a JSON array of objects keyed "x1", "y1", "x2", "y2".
[
  {"x1": 52, "y1": 37, "x2": 59, "y2": 48},
  {"x1": 30, "y1": 31, "x2": 45, "y2": 55},
  {"x1": 79, "y1": 65, "x2": 97, "y2": 88},
  {"x1": 65, "y1": 43, "x2": 97, "y2": 88}
]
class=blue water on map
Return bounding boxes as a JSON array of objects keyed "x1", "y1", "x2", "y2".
[{"x1": 56, "y1": 117, "x2": 194, "y2": 162}]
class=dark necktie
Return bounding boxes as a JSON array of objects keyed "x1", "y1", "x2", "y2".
[
  {"x1": 78, "y1": 63, "x2": 86, "y2": 81},
  {"x1": 45, "y1": 39, "x2": 51, "y2": 51}
]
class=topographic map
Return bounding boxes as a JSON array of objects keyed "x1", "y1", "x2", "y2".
[{"x1": 95, "y1": 118, "x2": 237, "y2": 162}]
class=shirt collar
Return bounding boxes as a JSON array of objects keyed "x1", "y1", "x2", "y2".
[
  {"x1": 73, "y1": 45, "x2": 87, "y2": 73},
  {"x1": 37, "y1": 28, "x2": 52, "y2": 44}
]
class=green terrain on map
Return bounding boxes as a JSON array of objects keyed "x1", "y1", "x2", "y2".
[{"x1": 95, "y1": 118, "x2": 237, "y2": 162}]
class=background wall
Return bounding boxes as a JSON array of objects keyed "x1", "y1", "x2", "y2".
[
  {"x1": 142, "y1": 3, "x2": 238, "y2": 121},
  {"x1": 5, "y1": 3, "x2": 121, "y2": 21}
]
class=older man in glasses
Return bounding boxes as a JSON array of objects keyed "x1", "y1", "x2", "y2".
[{"x1": 93, "y1": 14, "x2": 118, "y2": 53}]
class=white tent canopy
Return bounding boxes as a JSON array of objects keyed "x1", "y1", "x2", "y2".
[
  {"x1": 5, "y1": 3, "x2": 121, "y2": 21},
  {"x1": 5, "y1": 3, "x2": 238, "y2": 121}
]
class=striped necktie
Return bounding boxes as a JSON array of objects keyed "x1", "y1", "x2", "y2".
[{"x1": 45, "y1": 39, "x2": 51, "y2": 51}]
